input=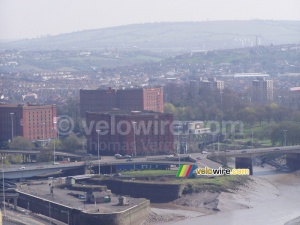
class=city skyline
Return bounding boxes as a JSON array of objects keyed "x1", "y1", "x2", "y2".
[{"x1": 0, "y1": 0, "x2": 300, "y2": 40}]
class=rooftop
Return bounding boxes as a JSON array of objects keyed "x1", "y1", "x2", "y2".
[
  {"x1": 290, "y1": 87, "x2": 300, "y2": 92},
  {"x1": 17, "y1": 178, "x2": 146, "y2": 214}
]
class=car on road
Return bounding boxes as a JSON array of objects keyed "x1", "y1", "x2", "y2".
[
  {"x1": 113, "y1": 173, "x2": 122, "y2": 177},
  {"x1": 196, "y1": 156, "x2": 202, "y2": 160},
  {"x1": 86, "y1": 153, "x2": 93, "y2": 157},
  {"x1": 115, "y1": 154, "x2": 122, "y2": 159},
  {"x1": 53, "y1": 162, "x2": 60, "y2": 165},
  {"x1": 274, "y1": 147, "x2": 281, "y2": 151},
  {"x1": 225, "y1": 150, "x2": 231, "y2": 152},
  {"x1": 201, "y1": 151, "x2": 208, "y2": 154},
  {"x1": 241, "y1": 150, "x2": 247, "y2": 153},
  {"x1": 126, "y1": 158, "x2": 133, "y2": 161},
  {"x1": 18, "y1": 166, "x2": 26, "y2": 170},
  {"x1": 124, "y1": 155, "x2": 132, "y2": 159}
]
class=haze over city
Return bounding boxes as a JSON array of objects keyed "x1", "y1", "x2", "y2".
[
  {"x1": 1, "y1": 0, "x2": 300, "y2": 225},
  {"x1": 0, "y1": 0, "x2": 300, "y2": 40}
]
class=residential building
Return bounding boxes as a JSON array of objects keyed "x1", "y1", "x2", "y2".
[
  {"x1": 199, "y1": 77, "x2": 224, "y2": 91},
  {"x1": 252, "y1": 77, "x2": 273, "y2": 103},
  {"x1": 86, "y1": 110, "x2": 174, "y2": 155},
  {"x1": 0, "y1": 103, "x2": 57, "y2": 142},
  {"x1": 289, "y1": 87, "x2": 300, "y2": 110},
  {"x1": 80, "y1": 87, "x2": 164, "y2": 116}
]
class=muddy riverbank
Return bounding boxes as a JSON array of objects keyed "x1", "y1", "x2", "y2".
[{"x1": 145, "y1": 166, "x2": 300, "y2": 225}]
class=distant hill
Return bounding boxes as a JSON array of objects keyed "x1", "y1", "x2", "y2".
[{"x1": 1, "y1": 20, "x2": 300, "y2": 51}]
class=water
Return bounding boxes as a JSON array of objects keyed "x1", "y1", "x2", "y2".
[{"x1": 161, "y1": 167, "x2": 300, "y2": 225}]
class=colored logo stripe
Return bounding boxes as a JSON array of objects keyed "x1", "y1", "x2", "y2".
[{"x1": 176, "y1": 165, "x2": 197, "y2": 178}]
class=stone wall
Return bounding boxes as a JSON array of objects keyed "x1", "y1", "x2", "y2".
[
  {"x1": 17, "y1": 191, "x2": 150, "y2": 225},
  {"x1": 286, "y1": 153, "x2": 300, "y2": 170},
  {"x1": 89, "y1": 179, "x2": 185, "y2": 202}
]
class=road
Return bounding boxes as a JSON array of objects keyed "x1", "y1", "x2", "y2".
[{"x1": 3, "y1": 207, "x2": 66, "y2": 225}]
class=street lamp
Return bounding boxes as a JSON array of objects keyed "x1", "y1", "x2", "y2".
[
  {"x1": 178, "y1": 134, "x2": 181, "y2": 167},
  {"x1": 10, "y1": 113, "x2": 14, "y2": 141},
  {"x1": 61, "y1": 210, "x2": 69, "y2": 225},
  {"x1": 49, "y1": 201, "x2": 51, "y2": 225},
  {"x1": 251, "y1": 132, "x2": 254, "y2": 149},
  {"x1": 96, "y1": 130, "x2": 101, "y2": 175},
  {"x1": 217, "y1": 135, "x2": 220, "y2": 152},
  {"x1": 283, "y1": 130, "x2": 287, "y2": 146},
  {"x1": 2, "y1": 156, "x2": 6, "y2": 217},
  {"x1": 41, "y1": 122, "x2": 45, "y2": 148},
  {"x1": 132, "y1": 121, "x2": 137, "y2": 157},
  {"x1": 52, "y1": 127, "x2": 56, "y2": 164},
  {"x1": 53, "y1": 118, "x2": 57, "y2": 164},
  {"x1": 220, "y1": 91, "x2": 223, "y2": 133}
]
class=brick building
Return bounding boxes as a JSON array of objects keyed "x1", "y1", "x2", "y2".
[
  {"x1": 0, "y1": 103, "x2": 57, "y2": 142},
  {"x1": 80, "y1": 87, "x2": 164, "y2": 116},
  {"x1": 86, "y1": 110, "x2": 174, "y2": 156}
]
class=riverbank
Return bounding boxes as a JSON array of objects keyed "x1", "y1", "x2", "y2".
[{"x1": 145, "y1": 166, "x2": 300, "y2": 225}]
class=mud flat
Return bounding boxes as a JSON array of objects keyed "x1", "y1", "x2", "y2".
[{"x1": 147, "y1": 167, "x2": 300, "y2": 225}]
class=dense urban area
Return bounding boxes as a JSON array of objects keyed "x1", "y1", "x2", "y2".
[{"x1": 0, "y1": 22, "x2": 300, "y2": 225}]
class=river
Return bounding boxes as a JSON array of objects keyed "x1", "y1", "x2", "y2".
[{"x1": 157, "y1": 166, "x2": 300, "y2": 225}]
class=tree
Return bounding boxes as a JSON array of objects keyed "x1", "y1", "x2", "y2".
[
  {"x1": 7, "y1": 154, "x2": 23, "y2": 164},
  {"x1": 48, "y1": 139, "x2": 63, "y2": 151},
  {"x1": 270, "y1": 122, "x2": 300, "y2": 146},
  {"x1": 37, "y1": 150, "x2": 53, "y2": 162},
  {"x1": 164, "y1": 103, "x2": 177, "y2": 115},
  {"x1": 256, "y1": 106, "x2": 267, "y2": 124},
  {"x1": 61, "y1": 133, "x2": 81, "y2": 152},
  {"x1": 9, "y1": 136, "x2": 33, "y2": 150}
]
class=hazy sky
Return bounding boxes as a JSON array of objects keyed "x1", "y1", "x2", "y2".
[{"x1": 0, "y1": 0, "x2": 299, "y2": 40}]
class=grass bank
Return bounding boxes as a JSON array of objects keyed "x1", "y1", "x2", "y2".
[
  {"x1": 177, "y1": 175, "x2": 250, "y2": 194},
  {"x1": 121, "y1": 170, "x2": 178, "y2": 177},
  {"x1": 118, "y1": 170, "x2": 250, "y2": 194}
]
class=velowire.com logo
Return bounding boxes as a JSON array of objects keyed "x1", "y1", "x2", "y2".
[{"x1": 176, "y1": 165, "x2": 250, "y2": 178}]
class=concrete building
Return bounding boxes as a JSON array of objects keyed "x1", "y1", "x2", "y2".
[
  {"x1": 173, "y1": 120, "x2": 212, "y2": 153},
  {"x1": 199, "y1": 77, "x2": 224, "y2": 91},
  {"x1": 0, "y1": 103, "x2": 57, "y2": 142},
  {"x1": 252, "y1": 77, "x2": 273, "y2": 103},
  {"x1": 80, "y1": 87, "x2": 164, "y2": 116},
  {"x1": 86, "y1": 110, "x2": 174, "y2": 155},
  {"x1": 289, "y1": 87, "x2": 300, "y2": 110}
]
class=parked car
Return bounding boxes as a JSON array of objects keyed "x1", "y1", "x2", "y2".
[
  {"x1": 18, "y1": 166, "x2": 26, "y2": 170},
  {"x1": 274, "y1": 147, "x2": 280, "y2": 151},
  {"x1": 241, "y1": 150, "x2": 247, "y2": 153}
]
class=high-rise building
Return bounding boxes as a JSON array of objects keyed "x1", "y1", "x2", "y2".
[
  {"x1": 86, "y1": 110, "x2": 174, "y2": 155},
  {"x1": 80, "y1": 87, "x2": 164, "y2": 116},
  {"x1": 0, "y1": 103, "x2": 57, "y2": 142},
  {"x1": 252, "y1": 77, "x2": 273, "y2": 103},
  {"x1": 289, "y1": 87, "x2": 300, "y2": 110},
  {"x1": 199, "y1": 77, "x2": 224, "y2": 91}
]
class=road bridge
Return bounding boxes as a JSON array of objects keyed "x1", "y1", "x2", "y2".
[
  {"x1": 0, "y1": 162, "x2": 85, "y2": 179},
  {"x1": 210, "y1": 145, "x2": 300, "y2": 175},
  {"x1": 0, "y1": 150, "x2": 82, "y2": 162}
]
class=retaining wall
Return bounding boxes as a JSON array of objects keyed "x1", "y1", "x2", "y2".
[
  {"x1": 17, "y1": 191, "x2": 150, "y2": 225},
  {"x1": 88, "y1": 179, "x2": 185, "y2": 202}
]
